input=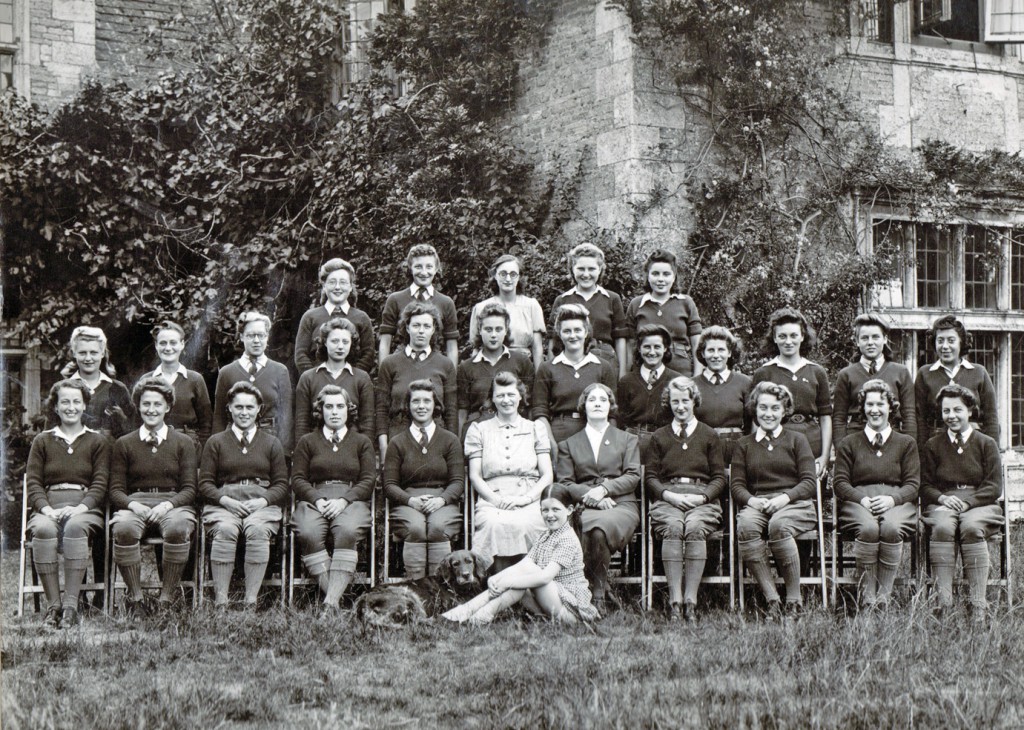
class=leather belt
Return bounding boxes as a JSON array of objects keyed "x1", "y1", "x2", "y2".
[
  {"x1": 788, "y1": 415, "x2": 819, "y2": 425},
  {"x1": 47, "y1": 483, "x2": 85, "y2": 492}
]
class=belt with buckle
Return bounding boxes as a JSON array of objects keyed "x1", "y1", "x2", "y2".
[
  {"x1": 668, "y1": 477, "x2": 705, "y2": 485},
  {"x1": 714, "y1": 427, "x2": 744, "y2": 435},
  {"x1": 788, "y1": 414, "x2": 819, "y2": 425},
  {"x1": 229, "y1": 479, "x2": 270, "y2": 487},
  {"x1": 47, "y1": 483, "x2": 85, "y2": 492},
  {"x1": 314, "y1": 481, "x2": 352, "y2": 490},
  {"x1": 553, "y1": 413, "x2": 581, "y2": 420},
  {"x1": 131, "y1": 487, "x2": 176, "y2": 494}
]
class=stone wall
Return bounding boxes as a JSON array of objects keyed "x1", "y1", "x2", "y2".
[{"x1": 28, "y1": 0, "x2": 96, "y2": 103}]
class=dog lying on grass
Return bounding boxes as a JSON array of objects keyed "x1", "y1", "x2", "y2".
[{"x1": 355, "y1": 550, "x2": 491, "y2": 628}]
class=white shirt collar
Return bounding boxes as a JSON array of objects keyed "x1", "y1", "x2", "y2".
[
  {"x1": 765, "y1": 356, "x2": 809, "y2": 374},
  {"x1": 948, "y1": 427, "x2": 973, "y2": 443},
  {"x1": 314, "y1": 362, "x2": 353, "y2": 376},
  {"x1": 408, "y1": 284, "x2": 436, "y2": 298},
  {"x1": 552, "y1": 352, "x2": 602, "y2": 370},
  {"x1": 151, "y1": 364, "x2": 188, "y2": 384},
  {"x1": 51, "y1": 425, "x2": 96, "y2": 444},
  {"x1": 755, "y1": 425, "x2": 783, "y2": 441},
  {"x1": 472, "y1": 346, "x2": 511, "y2": 365},
  {"x1": 672, "y1": 419, "x2": 697, "y2": 438},
  {"x1": 929, "y1": 358, "x2": 974, "y2": 372},
  {"x1": 322, "y1": 425, "x2": 348, "y2": 442},
  {"x1": 859, "y1": 356, "x2": 885, "y2": 372},
  {"x1": 638, "y1": 292, "x2": 684, "y2": 307},
  {"x1": 410, "y1": 421, "x2": 436, "y2": 441},
  {"x1": 325, "y1": 301, "x2": 351, "y2": 315},
  {"x1": 239, "y1": 354, "x2": 268, "y2": 369},
  {"x1": 69, "y1": 371, "x2": 113, "y2": 392},
  {"x1": 703, "y1": 369, "x2": 730, "y2": 383},
  {"x1": 231, "y1": 424, "x2": 257, "y2": 442},
  {"x1": 404, "y1": 345, "x2": 432, "y2": 361},
  {"x1": 564, "y1": 285, "x2": 610, "y2": 301},
  {"x1": 139, "y1": 424, "x2": 169, "y2": 444},
  {"x1": 640, "y1": 365, "x2": 664, "y2": 382},
  {"x1": 863, "y1": 425, "x2": 892, "y2": 444},
  {"x1": 496, "y1": 414, "x2": 523, "y2": 429}
]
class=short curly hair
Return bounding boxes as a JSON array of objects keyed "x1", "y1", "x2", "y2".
[
  {"x1": 404, "y1": 244, "x2": 441, "y2": 280},
  {"x1": 855, "y1": 379, "x2": 900, "y2": 422},
  {"x1": 311, "y1": 384, "x2": 356, "y2": 427},
  {"x1": 491, "y1": 370, "x2": 529, "y2": 405},
  {"x1": 225, "y1": 381, "x2": 264, "y2": 419},
  {"x1": 551, "y1": 303, "x2": 594, "y2": 355},
  {"x1": 577, "y1": 382, "x2": 618, "y2": 420},
  {"x1": 696, "y1": 325, "x2": 742, "y2": 368},
  {"x1": 851, "y1": 312, "x2": 893, "y2": 359},
  {"x1": 472, "y1": 302, "x2": 511, "y2": 351},
  {"x1": 661, "y1": 376, "x2": 702, "y2": 411},
  {"x1": 487, "y1": 253, "x2": 525, "y2": 295},
  {"x1": 314, "y1": 317, "x2": 359, "y2": 363},
  {"x1": 236, "y1": 311, "x2": 272, "y2": 338},
  {"x1": 928, "y1": 315, "x2": 971, "y2": 353},
  {"x1": 567, "y1": 243, "x2": 606, "y2": 277},
  {"x1": 935, "y1": 383, "x2": 978, "y2": 413},
  {"x1": 746, "y1": 381, "x2": 795, "y2": 421},
  {"x1": 765, "y1": 307, "x2": 817, "y2": 357},
  {"x1": 642, "y1": 249, "x2": 679, "y2": 293},
  {"x1": 396, "y1": 301, "x2": 445, "y2": 350},
  {"x1": 47, "y1": 379, "x2": 92, "y2": 414},
  {"x1": 318, "y1": 258, "x2": 358, "y2": 305},
  {"x1": 635, "y1": 324, "x2": 673, "y2": 366},
  {"x1": 132, "y1": 377, "x2": 176, "y2": 411}
]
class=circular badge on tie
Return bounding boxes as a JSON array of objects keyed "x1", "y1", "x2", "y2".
[
  {"x1": 422, "y1": 447, "x2": 428, "y2": 455},
  {"x1": 573, "y1": 372, "x2": 580, "y2": 379},
  {"x1": 67, "y1": 447, "x2": 74, "y2": 455},
  {"x1": 242, "y1": 448, "x2": 248, "y2": 455}
]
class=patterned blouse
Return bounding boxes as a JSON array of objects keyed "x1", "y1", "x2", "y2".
[{"x1": 527, "y1": 521, "x2": 599, "y2": 620}]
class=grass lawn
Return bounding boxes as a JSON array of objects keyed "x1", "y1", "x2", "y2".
[{"x1": 2, "y1": 532, "x2": 1023, "y2": 730}]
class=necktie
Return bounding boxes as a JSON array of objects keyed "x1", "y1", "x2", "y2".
[
  {"x1": 417, "y1": 426, "x2": 429, "y2": 453},
  {"x1": 331, "y1": 430, "x2": 341, "y2": 451},
  {"x1": 147, "y1": 434, "x2": 159, "y2": 453},
  {"x1": 955, "y1": 433, "x2": 965, "y2": 454},
  {"x1": 647, "y1": 369, "x2": 658, "y2": 387},
  {"x1": 873, "y1": 433, "x2": 883, "y2": 448},
  {"x1": 247, "y1": 360, "x2": 258, "y2": 381},
  {"x1": 416, "y1": 287, "x2": 428, "y2": 302},
  {"x1": 240, "y1": 432, "x2": 250, "y2": 454},
  {"x1": 764, "y1": 432, "x2": 774, "y2": 452},
  {"x1": 867, "y1": 360, "x2": 877, "y2": 376},
  {"x1": 710, "y1": 373, "x2": 720, "y2": 385}
]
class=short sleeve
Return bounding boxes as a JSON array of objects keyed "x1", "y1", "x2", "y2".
[
  {"x1": 464, "y1": 421, "x2": 484, "y2": 460},
  {"x1": 528, "y1": 298, "x2": 546, "y2": 335},
  {"x1": 548, "y1": 531, "x2": 579, "y2": 569},
  {"x1": 685, "y1": 297, "x2": 703, "y2": 336},
  {"x1": 532, "y1": 419, "x2": 551, "y2": 454}
]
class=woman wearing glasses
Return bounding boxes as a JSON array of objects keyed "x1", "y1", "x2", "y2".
[
  {"x1": 213, "y1": 312, "x2": 294, "y2": 452},
  {"x1": 468, "y1": 254, "x2": 546, "y2": 371}
]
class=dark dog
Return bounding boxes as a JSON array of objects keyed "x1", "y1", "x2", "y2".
[{"x1": 355, "y1": 549, "x2": 491, "y2": 627}]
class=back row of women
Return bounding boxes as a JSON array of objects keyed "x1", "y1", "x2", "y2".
[{"x1": 27, "y1": 243, "x2": 1003, "y2": 627}]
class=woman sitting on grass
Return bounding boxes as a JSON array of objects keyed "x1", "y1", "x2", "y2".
[{"x1": 443, "y1": 484, "x2": 599, "y2": 624}]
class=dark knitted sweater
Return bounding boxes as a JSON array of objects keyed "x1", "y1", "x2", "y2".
[
  {"x1": 920, "y1": 430, "x2": 1002, "y2": 509},
  {"x1": 644, "y1": 422, "x2": 726, "y2": 501},
  {"x1": 456, "y1": 350, "x2": 535, "y2": 415},
  {"x1": 198, "y1": 429, "x2": 289, "y2": 506},
  {"x1": 832, "y1": 430, "x2": 919, "y2": 505},
  {"x1": 616, "y1": 367, "x2": 681, "y2": 431},
  {"x1": 380, "y1": 288, "x2": 459, "y2": 341},
  {"x1": 47, "y1": 378, "x2": 134, "y2": 439},
  {"x1": 382, "y1": 427, "x2": 465, "y2": 506},
  {"x1": 832, "y1": 360, "x2": 916, "y2": 444},
  {"x1": 294, "y1": 364, "x2": 375, "y2": 439},
  {"x1": 730, "y1": 428, "x2": 817, "y2": 504},
  {"x1": 752, "y1": 361, "x2": 832, "y2": 418},
  {"x1": 212, "y1": 359, "x2": 294, "y2": 451},
  {"x1": 531, "y1": 358, "x2": 618, "y2": 421},
  {"x1": 291, "y1": 429, "x2": 376, "y2": 505},
  {"x1": 109, "y1": 429, "x2": 198, "y2": 509},
  {"x1": 26, "y1": 429, "x2": 110, "y2": 512},
  {"x1": 375, "y1": 350, "x2": 457, "y2": 437},
  {"x1": 294, "y1": 304, "x2": 376, "y2": 374},
  {"x1": 551, "y1": 289, "x2": 629, "y2": 344},
  {"x1": 694, "y1": 371, "x2": 752, "y2": 431},
  {"x1": 914, "y1": 362, "x2": 999, "y2": 444}
]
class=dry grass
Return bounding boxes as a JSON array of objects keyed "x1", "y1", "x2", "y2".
[{"x1": 2, "y1": 530, "x2": 1023, "y2": 730}]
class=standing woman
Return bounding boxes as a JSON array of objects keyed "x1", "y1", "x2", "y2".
[
  {"x1": 294, "y1": 258, "x2": 376, "y2": 374},
  {"x1": 921, "y1": 384, "x2": 1003, "y2": 620},
  {"x1": 555, "y1": 383, "x2": 641, "y2": 612},
  {"x1": 616, "y1": 324, "x2": 682, "y2": 459},
  {"x1": 375, "y1": 301, "x2": 457, "y2": 459},
  {"x1": 200, "y1": 381, "x2": 289, "y2": 609},
  {"x1": 383, "y1": 381, "x2": 465, "y2": 579},
  {"x1": 833, "y1": 380, "x2": 919, "y2": 609},
  {"x1": 533, "y1": 304, "x2": 618, "y2": 447},
  {"x1": 752, "y1": 308, "x2": 832, "y2": 477},
  {"x1": 456, "y1": 302, "x2": 535, "y2": 439},
  {"x1": 291, "y1": 385, "x2": 375, "y2": 609},
  {"x1": 294, "y1": 317, "x2": 374, "y2": 441},
  {"x1": 143, "y1": 320, "x2": 213, "y2": 449},
  {"x1": 625, "y1": 249, "x2": 703, "y2": 376},
  {"x1": 832, "y1": 313, "x2": 916, "y2": 446},
  {"x1": 213, "y1": 311, "x2": 294, "y2": 453},
  {"x1": 645, "y1": 376, "x2": 726, "y2": 622},
  {"x1": 468, "y1": 254, "x2": 546, "y2": 370},
  {"x1": 914, "y1": 315, "x2": 999, "y2": 446},
  {"x1": 731, "y1": 382, "x2": 818, "y2": 615},
  {"x1": 25, "y1": 379, "x2": 109, "y2": 627},
  {"x1": 53, "y1": 326, "x2": 134, "y2": 439},
  {"x1": 551, "y1": 243, "x2": 629, "y2": 379},
  {"x1": 466, "y1": 372, "x2": 553, "y2": 572},
  {"x1": 109, "y1": 377, "x2": 198, "y2": 614},
  {"x1": 694, "y1": 326, "x2": 752, "y2": 465}
]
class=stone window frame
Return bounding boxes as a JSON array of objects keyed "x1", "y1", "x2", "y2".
[{"x1": 0, "y1": 0, "x2": 28, "y2": 94}]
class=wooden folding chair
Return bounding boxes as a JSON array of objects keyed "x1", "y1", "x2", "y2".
[
  {"x1": 288, "y1": 491, "x2": 376, "y2": 604},
  {"x1": 17, "y1": 475, "x2": 110, "y2": 617}
]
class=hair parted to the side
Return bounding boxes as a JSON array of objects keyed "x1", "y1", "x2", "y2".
[
  {"x1": 47, "y1": 378, "x2": 93, "y2": 412},
  {"x1": 662, "y1": 375, "x2": 702, "y2": 411},
  {"x1": 396, "y1": 301, "x2": 445, "y2": 350},
  {"x1": 855, "y1": 378, "x2": 900, "y2": 422},
  {"x1": 551, "y1": 303, "x2": 594, "y2": 355},
  {"x1": 405, "y1": 379, "x2": 445, "y2": 420},
  {"x1": 311, "y1": 384, "x2": 355, "y2": 427},
  {"x1": 314, "y1": 317, "x2": 359, "y2": 363},
  {"x1": 696, "y1": 325, "x2": 742, "y2": 368},
  {"x1": 132, "y1": 376, "x2": 176, "y2": 411},
  {"x1": 69, "y1": 325, "x2": 117, "y2": 377},
  {"x1": 745, "y1": 380, "x2": 795, "y2": 420},
  {"x1": 765, "y1": 307, "x2": 817, "y2": 357}
]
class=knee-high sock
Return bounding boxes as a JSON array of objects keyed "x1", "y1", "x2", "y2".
[
  {"x1": 853, "y1": 539, "x2": 879, "y2": 606},
  {"x1": 739, "y1": 537, "x2": 779, "y2": 603},
  {"x1": 32, "y1": 538, "x2": 61, "y2": 608},
  {"x1": 243, "y1": 540, "x2": 271, "y2": 605},
  {"x1": 324, "y1": 549, "x2": 357, "y2": 606},
  {"x1": 114, "y1": 542, "x2": 144, "y2": 600},
  {"x1": 683, "y1": 540, "x2": 708, "y2": 606},
  {"x1": 62, "y1": 537, "x2": 90, "y2": 607},
  {"x1": 403, "y1": 541, "x2": 427, "y2": 580},
  {"x1": 209, "y1": 538, "x2": 236, "y2": 605},
  {"x1": 929, "y1": 541, "x2": 956, "y2": 607},
  {"x1": 661, "y1": 538, "x2": 684, "y2": 606},
  {"x1": 960, "y1": 541, "x2": 990, "y2": 608},
  {"x1": 875, "y1": 541, "x2": 902, "y2": 602},
  {"x1": 427, "y1": 541, "x2": 451, "y2": 576},
  {"x1": 302, "y1": 549, "x2": 331, "y2": 594},
  {"x1": 769, "y1": 537, "x2": 802, "y2": 605},
  {"x1": 159, "y1": 541, "x2": 192, "y2": 602}
]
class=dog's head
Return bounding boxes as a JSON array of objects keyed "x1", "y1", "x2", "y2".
[
  {"x1": 355, "y1": 587, "x2": 428, "y2": 629},
  {"x1": 434, "y1": 549, "x2": 491, "y2": 587}
]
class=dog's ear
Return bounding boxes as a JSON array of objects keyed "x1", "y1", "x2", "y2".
[
  {"x1": 435, "y1": 554, "x2": 455, "y2": 583},
  {"x1": 471, "y1": 551, "x2": 493, "y2": 581}
]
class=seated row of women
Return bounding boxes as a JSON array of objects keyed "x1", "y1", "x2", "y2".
[{"x1": 27, "y1": 361, "x2": 1002, "y2": 627}]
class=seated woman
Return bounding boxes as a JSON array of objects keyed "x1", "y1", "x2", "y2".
[
  {"x1": 53, "y1": 325, "x2": 134, "y2": 440},
  {"x1": 443, "y1": 485, "x2": 599, "y2": 624},
  {"x1": 833, "y1": 379, "x2": 919, "y2": 610},
  {"x1": 382, "y1": 380, "x2": 465, "y2": 579},
  {"x1": 921, "y1": 384, "x2": 1003, "y2": 621},
  {"x1": 456, "y1": 301, "x2": 535, "y2": 439},
  {"x1": 731, "y1": 382, "x2": 818, "y2": 617},
  {"x1": 616, "y1": 324, "x2": 681, "y2": 458},
  {"x1": 294, "y1": 317, "x2": 374, "y2": 441},
  {"x1": 110, "y1": 377, "x2": 199, "y2": 615},
  {"x1": 555, "y1": 383, "x2": 641, "y2": 613},
  {"x1": 645, "y1": 376, "x2": 726, "y2": 622},
  {"x1": 466, "y1": 372, "x2": 552, "y2": 572},
  {"x1": 291, "y1": 385, "x2": 375, "y2": 609},
  {"x1": 26, "y1": 379, "x2": 110, "y2": 628},
  {"x1": 143, "y1": 321, "x2": 213, "y2": 450},
  {"x1": 199, "y1": 381, "x2": 289, "y2": 609}
]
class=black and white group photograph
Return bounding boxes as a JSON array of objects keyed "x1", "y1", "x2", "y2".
[{"x1": 1, "y1": 0, "x2": 1023, "y2": 727}]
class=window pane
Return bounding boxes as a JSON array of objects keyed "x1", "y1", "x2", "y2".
[
  {"x1": 965, "y1": 331, "x2": 999, "y2": 374},
  {"x1": 987, "y1": 0, "x2": 1024, "y2": 38},
  {"x1": 915, "y1": 223, "x2": 952, "y2": 308},
  {"x1": 963, "y1": 225, "x2": 999, "y2": 310},
  {"x1": 0, "y1": 0, "x2": 11, "y2": 45},
  {"x1": 1013, "y1": 229, "x2": 1024, "y2": 311},
  {"x1": 918, "y1": 0, "x2": 981, "y2": 41},
  {"x1": 1013, "y1": 333, "x2": 1024, "y2": 448},
  {"x1": 863, "y1": 0, "x2": 895, "y2": 42},
  {"x1": 0, "y1": 53, "x2": 12, "y2": 90}
]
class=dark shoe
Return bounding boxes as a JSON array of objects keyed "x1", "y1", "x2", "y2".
[
  {"x1": 61, "y1": 606, "x2": 80, "y2": 628},
  {"x1": 44, "y1": 605, "x2": 62, "y2": 629},
  {"x1": 667, "y1": 603, "x2": 683, "y2": 622},
  {"x1": 968, "y1": 603, "x2": 988, "y2": 626},
  {"x1": 785, "y1": 601, "x2": 803, "y2": 618},
  {"x1": 765, "y1": 600, "x2": 783, "y2": 621},
  {"x1": 682, "y1": 602, "x2": 697, "y2": 624},
  {"x1": 124, "y1": 597, "x2": 148, "y2": 618}
]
